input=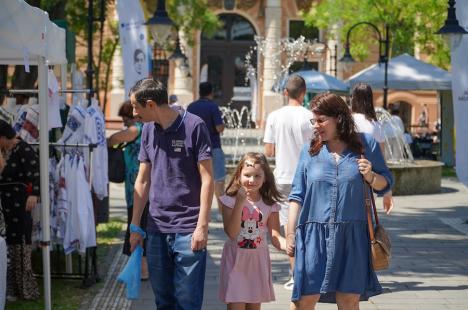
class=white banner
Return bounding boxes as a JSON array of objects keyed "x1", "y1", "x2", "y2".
[
  {"x1": 452, "y1": 1, "x2": 468, "y2": 186},
  {"x1": 116, "y1": 0, "x2": 150, "y2": 98}
]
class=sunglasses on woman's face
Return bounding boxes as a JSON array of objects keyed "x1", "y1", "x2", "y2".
[{"x1": 310, "y1": 116, "x2": 331, "y2": 126}]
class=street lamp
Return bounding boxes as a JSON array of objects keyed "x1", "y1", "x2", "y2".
[
  {"x1": 436, "y1": 0, "x2": 467, "y2": 43},
  {"x1": 340, "y1": 22, "x2": 390, "y2": 110},
  {"x1": 145, "y1": 0, "x2": 174, "y2": 47}
]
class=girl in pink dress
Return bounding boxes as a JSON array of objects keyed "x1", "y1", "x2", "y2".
[{"x1": 219, "y1": 152, "x2": 286, "y2": 309}]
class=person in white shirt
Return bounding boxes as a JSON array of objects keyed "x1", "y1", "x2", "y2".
[
  {"x1": 350, "y1": 83, "x2": 394, "y2": 215},
  {"x1": 263, "y1": 75, "x2": 314, "y2": 290}
]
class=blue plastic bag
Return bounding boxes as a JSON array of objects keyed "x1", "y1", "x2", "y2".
[{"x1": 117, "y1": 224, "x2": 146, "y2": 300}]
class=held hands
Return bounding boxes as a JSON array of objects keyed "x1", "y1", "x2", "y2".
[
  {"x1": 357, "y1": 157, "x2": 374, "y2": 183},
  {"x1": 25, "y1": 195, "x2": 38, "y2": 212},
  {"x1": 383, "y1": 191, "x2": 394, "y2": 214},
  {"x1": 0, "y1": 150, "x2": 5, "y2": 171},
  {"x1": 286, "y1": 233, "x2": 295, "y2": 257}
]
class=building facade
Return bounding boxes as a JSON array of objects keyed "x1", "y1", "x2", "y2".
[{"x1": 109, "y1": 0, "x2": 440, "y2": 134}]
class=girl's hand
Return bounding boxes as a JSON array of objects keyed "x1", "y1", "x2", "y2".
[
  {"x1": 25, "y1": 195, "x2": 38, "y2": 212},
  {"x1": 383, "y1": 191, "x2": 394, "y2": 214},
  {"x1": 357, "y1": 157, "x2": 373, "y2": 182},
  {"x1": 235, "y1": 186, "x2": 247, "y2": 204},
  {"x1": 286, "y1": 233, "x2": 295, "y2": 257}
]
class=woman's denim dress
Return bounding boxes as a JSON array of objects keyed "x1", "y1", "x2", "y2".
[{"x1": 289, "y1": 133, "x2": 393, "y2": 302}]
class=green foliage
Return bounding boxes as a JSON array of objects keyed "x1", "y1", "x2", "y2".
[
  {"x1": 166, "y1": 0, "x2": 221, "y2": 45},
  {"x1": 303, "y1": 0, "x2": 450, "y2": 69}
]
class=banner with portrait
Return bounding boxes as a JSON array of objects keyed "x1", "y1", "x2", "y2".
[
  {"x1": 452, "y1": 1, "x2": 468, "y2": 186},
  {"x1": 116, "y1": 0, "x2": 150, "y2": 98}
]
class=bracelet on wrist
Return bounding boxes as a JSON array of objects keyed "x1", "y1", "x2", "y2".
[{"x1": 370, "y1": 172, "x2": 377, "y2": 186}]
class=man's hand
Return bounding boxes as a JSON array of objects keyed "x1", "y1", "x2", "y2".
[
  {"x1": 286, "y1": 233, "x2": 295, "y2": 257},
  {"x1": 191, "y1": 226, "x2": 208, "y2": 251},
  {"x1": 25, "y1": 195, "x2": 38, "y2": 212},
  {"x1": 129, "y1": 231, "x2": 143, "y2": 253}
]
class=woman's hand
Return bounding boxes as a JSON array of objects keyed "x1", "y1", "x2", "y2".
[
  {"x1": 25, "y1": 195, "x2": 38, "y2": 211},
  {"x1": 357, "y1": 157, "x2": 374, "y2": 183},
  {"x1": 286, "y1": 233, "x2": 295, "y2": 257}
]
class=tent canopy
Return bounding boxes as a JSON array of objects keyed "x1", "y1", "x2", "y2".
[
  {"x1": 0, "y1": 0, "x2": 66, "y2": 65},
  {"x1": 347, "y1": 53, "x2": 451, "y2": 91},
  {"x1": 278, "y1": 69, "x2": 349, "y2": 94}
]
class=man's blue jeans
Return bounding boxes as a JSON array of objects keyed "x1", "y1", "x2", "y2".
[{"x1": 146, "y1": 231, "x2": 207, "y2": 309}]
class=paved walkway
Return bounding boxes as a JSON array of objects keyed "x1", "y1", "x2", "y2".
[{"x1": 92, "y1": 178, "x2": 468, "y2": 309}]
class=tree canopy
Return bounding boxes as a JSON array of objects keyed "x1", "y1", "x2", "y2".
[{"x1": 302, "y1": 0, "x2": 450, "y2": 69}]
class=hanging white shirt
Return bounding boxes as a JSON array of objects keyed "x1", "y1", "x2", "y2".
[
  {"x1": 353, "y1": 113, "x2": 385, "y2": 143},
  {"x1": 84, "y1": 100, "x2": 108, "y2": 200}
]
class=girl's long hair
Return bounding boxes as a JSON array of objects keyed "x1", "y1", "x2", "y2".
[
  {"x1": 309, "y1": 92, "x2": 363, "y2": 156},
  {"x1": 225, "y1": 152, "x2": 283, "y2": 206},
  {"x1": 350, "y1": 83, "x2": 377, "y2": 121}
]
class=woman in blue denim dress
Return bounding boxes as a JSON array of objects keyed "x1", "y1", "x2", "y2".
[{"x1": 286, "y1": 93, "x2": 393, "y2": 309}]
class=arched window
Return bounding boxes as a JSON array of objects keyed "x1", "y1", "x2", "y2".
[{"x1": 202, "y1": 14, "x2": 256, "y2": 41}]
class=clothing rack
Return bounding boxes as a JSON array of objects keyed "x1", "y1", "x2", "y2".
[
  {"x1": 1, "y1": 89, "x2": 92, "y2": 94},
  {"x1": 29, "y1": 141, "x2": 101, "y2": 287}
]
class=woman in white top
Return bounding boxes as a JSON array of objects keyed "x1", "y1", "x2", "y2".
[{"x1": 351, "y1": 83, "x2": 394, "y2": 214}]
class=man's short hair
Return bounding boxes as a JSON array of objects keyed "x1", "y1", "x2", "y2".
[
  {"x1": 129, "y1": 78, "x2": 168, "y2": 107},
  {"x1": 286, "y1": 75, "x2": 306, "y2": 100},
  {"x1": 199, "y1": 82, "x2": 213, "y2": 98}
]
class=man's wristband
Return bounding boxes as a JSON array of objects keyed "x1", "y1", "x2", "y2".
[{"x1": 130, "y1": 224, "x2": 146, "y2": 239}]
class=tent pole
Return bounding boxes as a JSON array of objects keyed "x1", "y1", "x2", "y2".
[{"x1": 38, "y1": 56, "x2": 52, "y2": 310}]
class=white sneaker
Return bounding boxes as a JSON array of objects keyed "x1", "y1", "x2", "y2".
[{"x1": 283, "y1": 277, "x2": 294, "y2": 290}]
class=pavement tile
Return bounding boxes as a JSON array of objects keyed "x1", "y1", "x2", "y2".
[{"x1": 104, "y1": 179, "x2": 468, "y2": 309}]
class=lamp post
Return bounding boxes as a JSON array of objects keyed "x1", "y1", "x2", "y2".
[
  {"x1": 145, "y1": 0, "x2": 188, "y2": 85},
  {"x1": 436, "y1": 0, "x2": 468, "y2": 41},
  {"x1": 340, "y1": 22, "x2": 390, "y2": 110}
]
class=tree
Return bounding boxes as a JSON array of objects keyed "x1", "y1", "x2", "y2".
[
  {"x1": 302, "y1": 0, "x2": 450, "y2": 69},
  {"x1": 144, "y1": 0, "x2": 221, "y2": 46}
]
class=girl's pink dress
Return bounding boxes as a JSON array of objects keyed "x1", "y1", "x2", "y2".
[{"x1": 218, "y1": 195, "x2": 280, "y2": 303}]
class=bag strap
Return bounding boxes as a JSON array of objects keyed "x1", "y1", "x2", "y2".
[{"x1": 361, "y1": 155, "x2": 379, "y2": 242}]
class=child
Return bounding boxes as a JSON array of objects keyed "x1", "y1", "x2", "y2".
[{"x1": 219, "y1": 152, "x2": 286, "y2": 308}]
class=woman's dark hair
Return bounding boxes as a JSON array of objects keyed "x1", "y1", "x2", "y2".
[
  {"x1": 118, "y1": 100, "x2": 134, "y2": 119},
  {"x1": 309, "y1": 92, "x2": 363, "y2": 156},
  {"x1": 0, "y1": 119, "x2": 16, "y2": 139},
  {"x1": 350, "y1": 83, "x2": 377, "y2": 121},
  {"x1": 225, "y1": 152, "x2": 283, "y2": 206}
]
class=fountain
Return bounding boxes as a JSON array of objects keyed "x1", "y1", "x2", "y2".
[
  {"x1": 220, "y1": 104, "x2": 264, "y2": 168},
  {"x1": 376, "y1": 108, "x2": 444, "y2": 195}
]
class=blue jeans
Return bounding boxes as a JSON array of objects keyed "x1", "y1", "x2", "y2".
[{"x1": 146, "y1": 232, "x2": 207, "y2": 309}]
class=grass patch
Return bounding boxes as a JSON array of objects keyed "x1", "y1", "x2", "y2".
[
  {"x1": 5, "y1": 218, "x2": 125, "y2": 310},
  {"x1": 442, "y1": 166, "x2": 457, "y2": 178}
]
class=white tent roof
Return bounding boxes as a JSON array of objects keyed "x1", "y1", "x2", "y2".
[
  {"x1": 0, "y1": 0, "x2": 67, "y2": 65},
  {"x1": 347, "y1": 53, "x2": 451, "y2": 91}
]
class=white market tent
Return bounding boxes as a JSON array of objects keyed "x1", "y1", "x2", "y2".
[
  {"x1": 0, "y1": 1, "x2": 67, "y2": 309},
  {"x1": 347, "y1": 53, "x2": 452, "y2": 90},
  {"x1": 348, "y1": 53, "x2": 454, "y2": 166}
]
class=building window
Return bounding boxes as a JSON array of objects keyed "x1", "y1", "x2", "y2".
[
  {"x1": 289, "y1": 20, "x2": 319, "y2": 41},
  {"x1": 202, "y1": 14, "x2": 255, "y2": 41}
]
